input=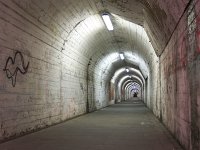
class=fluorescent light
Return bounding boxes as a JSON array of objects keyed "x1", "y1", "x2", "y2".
[
  {"x1": 126, "y1": 69, "x2": 129, "y2": 72},
  {"x1": 119, "y1": 53, "x2": 124, "y2": 60},
  {"x1": 102, "y1": 14, "x2": 113, "y2": 31}
]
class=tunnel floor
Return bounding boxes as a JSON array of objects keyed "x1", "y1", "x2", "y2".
[{"x1": 0, "y1": 100, "x2": 183, "y2": 150}]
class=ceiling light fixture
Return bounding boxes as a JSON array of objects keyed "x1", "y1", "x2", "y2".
[
  {"x1": 102, "y1": 13, "x2": 113, "y2": 31},
  {"x1": 119, "y1": 53, "x2": 125, "y2": 60}
]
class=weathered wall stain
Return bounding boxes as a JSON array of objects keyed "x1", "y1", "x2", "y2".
[
  {"x1": 160, "y1": 1, "x2": 200, "y2": 149},
  {"x1": 196, "y1": 16, "x2": 200, "y2": 54}
]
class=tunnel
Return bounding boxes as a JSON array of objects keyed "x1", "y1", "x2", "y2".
[{"x1": 0, "y1": 0, "x2": 199, "y2": 150}]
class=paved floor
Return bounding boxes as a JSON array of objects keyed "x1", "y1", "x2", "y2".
[{"x1": 0, "y1": 100, "x2": 183, "y2": 150}]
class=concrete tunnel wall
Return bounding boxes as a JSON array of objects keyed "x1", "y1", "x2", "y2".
[
  {"x1": 159, "y1": 1, "x2": 200, "y2": 149},
  {"x1": 0, "y1": 0, "x2": 199, "y2": 150}
]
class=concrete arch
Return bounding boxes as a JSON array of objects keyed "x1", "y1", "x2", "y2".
[
  {"x1": 0, "y1": 1, "x2": 198, "y2": 149},
  {"x1": 123, "y1": 80, "x2": 143, "y2": 100},
  {"x1": 117, "y1": 75, "x2": 144, "y2": 102},
  {"x1": 60, "y1": 13, "x2": 158, "y2": 112},
  {"x1": 125, "y1": 82, "x2": 142, "y2": 100}
]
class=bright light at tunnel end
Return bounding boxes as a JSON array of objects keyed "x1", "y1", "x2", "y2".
[
  {"x1": 102, "y1": 14, "x2": 113, "y2": 31},
  {"x1": 126, "y1": 69, "x2": 129, "y2": 73}
]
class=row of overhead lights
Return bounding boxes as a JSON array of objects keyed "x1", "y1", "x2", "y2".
[
  {"x1": 101, "y1": 13, "x2": 125, "y2": 60},
  {"x1": 102, "y1": 13, "x2": 113, "y2": 31},
  {"x1": 120, "y1": 53, "x2": 129, "y2": 73},
  {"x1": 120, "y1": 53, "x2": 129, "y2": 72},
  {"x1": 102, "y1": 13, "x2": 129, "y2": 73},
  {"x1": 119, "y1": 53, "x2": 125, "y2": 60}
]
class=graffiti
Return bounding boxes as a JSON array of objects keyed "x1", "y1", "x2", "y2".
[
  {"x1": 3, "y1": 51, "x2": 29, "y2": 87},
  {"x1": 80, "y1": 82, "x2": 85, "y2": 94}
]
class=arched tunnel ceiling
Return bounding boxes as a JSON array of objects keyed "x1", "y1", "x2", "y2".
[
  {"x1": 118, "y1": 75, "x2": 143, "y2": 94},
  {"x1": 122, "y1": 79, "x2": 143, "y2": 92},
  {"x1": 124, "y1": 80, "x2": 142, "y2": 90},
  {"x1": 12, "y1": 0, "x2": 188, "y2": 77},
  {"x1": 0, "y1": 1, "x2": 199, "y2": 148},
  {"x1": 126, "y1": 82, "x2": 141, "y2": 93},
  {"x1": 92, "y1": 51, "x2": 150, "y2": 85},
  {"x1": 119, "y1": 74, "x2": 144, "y2": 89},
  {"x1": 99, "y1": 0, "x2": 190, "y2": 54},
  {"x1": 101, "y1": 0, "x2": 189, "y2": 55},
  {"x1": 111, "y1": 67, "x2": 145, "y2": 86},
  {"x1": 22, "y1": 0, "x2": 190, "y2": 56},
  {"x1": 66, "y1": 13, "x2": 157, "y2": 65},
  {"x1": 34, "y1": 0, "x2": 189, "y2": 56},
  {"x1": 80, "y1": 16, "x2": 158, "y2": 84}
]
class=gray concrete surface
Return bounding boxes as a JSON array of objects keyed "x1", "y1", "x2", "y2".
[{"x1": 0, "y1": 100, "x2": 183, "y2": 150}]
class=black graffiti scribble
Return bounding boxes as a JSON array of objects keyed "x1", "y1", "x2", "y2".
[{"x1": 3, "y1": 51, "x2": 29, "y2": 87}]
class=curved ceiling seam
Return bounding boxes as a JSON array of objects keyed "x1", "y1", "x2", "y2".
[
  {"x1": 88, "y1": 46, "x2": 153, "y2": 76},
  {"x1": 83, "y1": 13, "x2": 156, "y2": 64},
  {"x1": 123, "y1": 82, "x2": 143, "y2": 96},
  {"x1": 55, "y1": 10, "x2": 157, "y2": 97},
  {"x1": 123, "y1": 79, "x2": 143, "y2": 89},
  {"x1": 109, "y1": 67, "x2": 146, "y2": 85},
  {"x1": 121, "y1": 77, "x2": 144, "y2": 91},
  {"x1": 63, "y1": 16, "x2": 108, "y2": 63},
  {"x1": 115, "y1": 74, "x2": 144, "y2": 89},
  {"x1": 97, "y1": 56, "x2": 149, "y2": 83},
  {"x1": 90, "y1": 50, "x2": 153, "y2": 81},
  {"x1": 127, "y1": 82, "x2": 141, "y2": 89},
  {"x1": 123, "y1": 79, "x2": 143, "y2": 87},
  {"x1": 112, "y1": 68, "x2": 145, "y2": 86},
  {"x1": 125, "y1": 82, "x2": 141, "y2": 91},
  {"x1": 112, "y1": 76, "x2": 144, "y2": 92},
  {"x1": 18, "y1": 0, "x2": 181, "y2": 57},
  {"x1": 126, "y1": 85, "x2": 137, "y2": 94},
  {"x1": 118, "y1": 75, "x2": 144, "y2": 91},
  {"x1": 120, "y1": 79, "x2": 144, "y2": 95}
]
